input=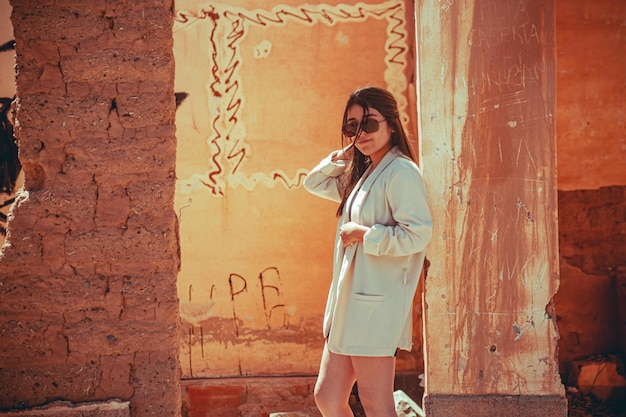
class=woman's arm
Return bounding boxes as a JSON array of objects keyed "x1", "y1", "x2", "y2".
[
  {"x1": 303, "y1": 143, "x2": 354, "y2": 203},
  {"x1": 362, "y1": 163, "x2": 433, "y2": 256}
]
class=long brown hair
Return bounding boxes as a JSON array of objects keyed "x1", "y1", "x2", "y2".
[{"x1": 336, "y1": 86, "x2": 416, "y2": 217}]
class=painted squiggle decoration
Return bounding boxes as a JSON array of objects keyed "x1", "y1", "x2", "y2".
[{"x1": 174, "y1": 2, "x2": 409, "y2": 196}]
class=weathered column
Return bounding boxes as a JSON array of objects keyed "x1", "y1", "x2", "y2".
[
  {"x1": 0, "y1": 1, "x2": 181, "y2": 416},
  {"x1": 417, "y1": 0, "x2": 566, "y2": 415}
]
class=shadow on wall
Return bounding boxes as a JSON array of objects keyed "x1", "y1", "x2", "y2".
[{"x1": 0, "y1": 39, "x2": 21, "y2": 242}]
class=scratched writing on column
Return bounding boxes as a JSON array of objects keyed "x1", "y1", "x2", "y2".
[
  {"x1": 465, "y1": 0, "x2": 545, "y2": 99},
  {"x1": 467, "y1": 56, "x2": 545, "y2": 98}
]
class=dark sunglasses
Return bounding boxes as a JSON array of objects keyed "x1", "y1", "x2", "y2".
[{"x1": 342, "y1": 118, "x2": 386, "y2": 138}]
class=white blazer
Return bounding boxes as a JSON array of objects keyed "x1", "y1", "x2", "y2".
[{"x1": 304, "y1": 146, "x2": 433, "y2": 356}]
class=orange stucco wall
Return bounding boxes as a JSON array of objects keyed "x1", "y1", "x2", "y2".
[
  {"x1": 553, "y1": 0, "x2": 626, "y2": 379},
  {"x1": 172, "y1": 0, "x2": 421, "y2": 378},
  {"x1": 555, "y1": 0, "x2": 626, "y2": 191}
]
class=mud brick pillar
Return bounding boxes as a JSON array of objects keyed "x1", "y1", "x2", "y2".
[
  {"x1": 416, "y1": 0, "x2": 567, "y2": 415},
  {"x1": 0, "y1": 1, "x2": 181, "y2": 416}
]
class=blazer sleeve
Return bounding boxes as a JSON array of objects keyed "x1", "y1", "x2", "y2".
[
  {"x1": 303, "y1": 152, "x2": 349, "y2": 203},
  {"x1": 362, "y1": 162, "x2": 433, "y2": 256}
]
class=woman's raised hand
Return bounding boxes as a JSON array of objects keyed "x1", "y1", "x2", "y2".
[{"x1": 331, "y1": 141, "x2": 356, "y2": 162}]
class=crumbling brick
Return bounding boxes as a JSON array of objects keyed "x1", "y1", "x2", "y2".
[{"x1": 1, "y1": 1, "x2": 180, "y2": 416}]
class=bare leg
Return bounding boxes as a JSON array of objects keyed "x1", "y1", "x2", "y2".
[
  {"x1": 314, "y1": 342, "x2": 356, "y2": 417},
  {"x1": 351, "y1": 355, "x2": 397, "y2": 417}
]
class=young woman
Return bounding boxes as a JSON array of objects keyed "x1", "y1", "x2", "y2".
[{"x1": 303, "y1": 86, "x2": 433, "y2": 417}]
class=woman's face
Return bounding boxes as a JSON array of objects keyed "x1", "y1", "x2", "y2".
[{"x1": 345, "y1": 104, "x2": 393, "y2": 166}]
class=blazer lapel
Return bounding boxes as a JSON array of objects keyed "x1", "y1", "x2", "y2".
[{"x1": 349, "y1": 147, "x2": 402, "y2": 222}]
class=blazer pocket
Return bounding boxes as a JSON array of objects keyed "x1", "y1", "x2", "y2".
[{"x1": 354, "y1": 293, "x2": 384, "y2": 302}]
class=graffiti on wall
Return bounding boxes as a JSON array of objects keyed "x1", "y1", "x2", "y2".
[{"x1": 173, "y1": 1, "x2": 411, "y2": 196}]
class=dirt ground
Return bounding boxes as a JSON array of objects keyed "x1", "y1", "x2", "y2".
[{"x1": 566, "y1": 389, "x2": 626, "y2": 417}]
